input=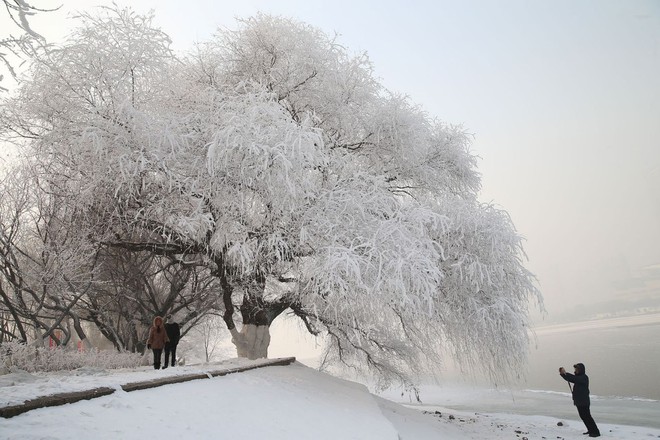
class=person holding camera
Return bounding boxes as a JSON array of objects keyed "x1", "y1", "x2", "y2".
[{"x1": 559, "y1": 363, "x2": 600, "y2": 437}]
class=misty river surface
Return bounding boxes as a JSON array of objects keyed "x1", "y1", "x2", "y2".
[
  {"x1": 527, "y1": 313, "x2": 660, "y2": 400},
  {"x1": 412, "y1": 314, "x2": 660, "y2": 429}
]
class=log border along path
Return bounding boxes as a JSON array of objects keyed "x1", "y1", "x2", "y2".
[{"x1": 0, "y1": 356, "x2": 296, "y2": 418}]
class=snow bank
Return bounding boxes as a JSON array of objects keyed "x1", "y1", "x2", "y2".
[{"x1": 1, "y1": 360, "x2": 659, "y2": 439}]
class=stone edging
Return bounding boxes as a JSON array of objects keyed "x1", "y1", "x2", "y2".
[{"x1": 0, "y1": 356, "x2": 296, "y2": 418}]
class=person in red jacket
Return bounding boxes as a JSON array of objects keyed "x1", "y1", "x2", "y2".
[
  {"x1": 559, "y1": 363, "x2": 600, "y2": 437},
  {"x1": 147, "y1": 316, "x2": 169, "y2": 370}
]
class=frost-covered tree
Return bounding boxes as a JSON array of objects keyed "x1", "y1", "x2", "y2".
[
  {"x1": 80, "y1": 248, "x2": 219, "y2": 353},
  {"x1": 0, "y1": 163, "x2": 219, "y2": 351},
  {"x1": 0, "y1": 7, "x2": 541, "y2": 387},
  {"x1": 182, "y1": 314, "x2": 230, "y2": 363},
  {"x1": 0, "y1": 164, "x2": 100, "y2": 348}
]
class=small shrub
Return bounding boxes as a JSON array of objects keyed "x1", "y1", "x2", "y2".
[{"x1": 0, "y1": 341, "x2": 143, "y2": 373}]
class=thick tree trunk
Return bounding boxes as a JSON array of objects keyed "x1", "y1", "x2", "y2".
[
  {"x1": 216, "y1": 265, "x2": 289, "y2": 360},
  {"x1": 229, "y1": 324, "x2": 271, "y2": 359},
  {"x1": 71, "y1": 314, "x2": 94, "y2": 351},
  {"x1": 231, "y1": 276, "x2": 271, "y2": 359}
]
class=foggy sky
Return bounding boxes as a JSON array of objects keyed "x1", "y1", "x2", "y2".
[{"x1": 3, "y1": 0, "x2": 659, "y2": 324}]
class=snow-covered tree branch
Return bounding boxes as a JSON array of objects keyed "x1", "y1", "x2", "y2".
[{"x1": 0, "y1": 0, "x2": 60, "y2": 92}]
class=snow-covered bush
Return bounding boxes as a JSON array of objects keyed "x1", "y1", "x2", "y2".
[{"x1": 0, "y1": 341, "x2": 143, "y2": 373}]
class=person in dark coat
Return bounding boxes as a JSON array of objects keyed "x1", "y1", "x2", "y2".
[
  {"x1": 147, "y1": 316, "x2": 169, "y2": 369},
  {"x1": 559, "y1": 363, "x2": 600, "y2": 437},
  {"x1": 163, "y1": 315, "x2": 181, "y2": 369}
]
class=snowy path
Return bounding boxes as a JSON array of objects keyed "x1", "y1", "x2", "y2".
[
  {"x1": 0, "y1": 357, "x2": 294, "y2": 415},
  {"x1": 0, "y1": 363, "x2": 401, "y2": 440}
]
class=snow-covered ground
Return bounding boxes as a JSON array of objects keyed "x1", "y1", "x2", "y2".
[{"x1": 1, "y1": 360, "x2": 659, "y2": 439}]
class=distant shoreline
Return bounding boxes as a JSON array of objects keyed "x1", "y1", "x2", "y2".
[{"x1": 531, "y1": 312, "x2": 660, "y2": 335}]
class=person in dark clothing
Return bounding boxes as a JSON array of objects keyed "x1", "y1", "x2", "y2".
[
  {"x1": 147, "y1": 316, "x2": 169, "y2": 370},
  {"x1": 559, "y1": 363, "x2": 600, "y2": 437},
  {"x1": 163, "y1": 315, "x2": 181, "y2": 369}
]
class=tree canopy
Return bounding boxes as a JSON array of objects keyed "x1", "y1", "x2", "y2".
[{"x1": 0, "y1": 7, "x2": 541, "y2": 387}]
